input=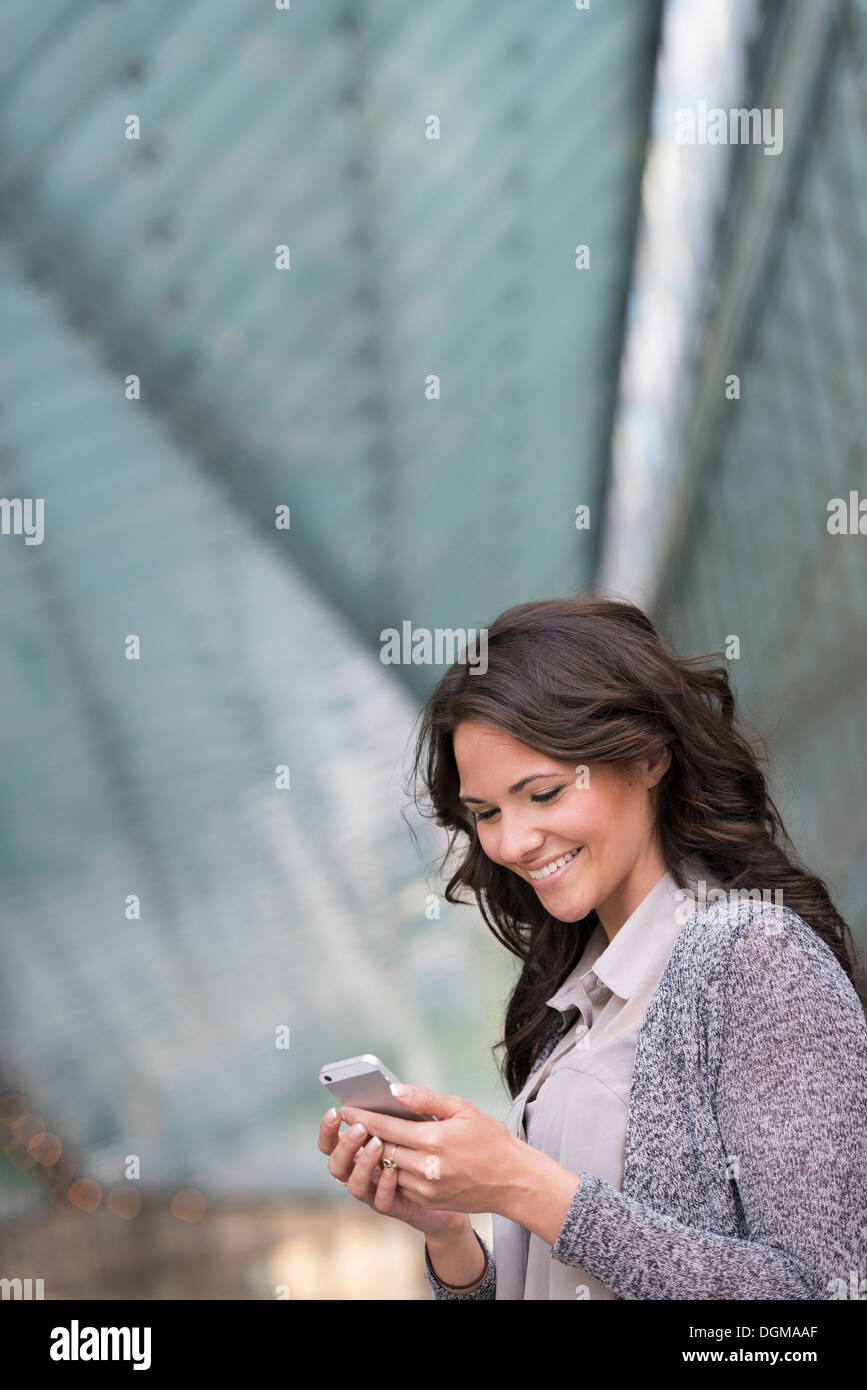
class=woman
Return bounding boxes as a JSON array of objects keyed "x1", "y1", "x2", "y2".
[{"x1": 317, "y1": 597, "x2": 867, "y2": 1299}]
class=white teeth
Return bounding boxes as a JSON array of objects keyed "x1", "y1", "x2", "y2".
[{"x1": 528, "y1": 847, "x2": 580, "y2": 880}]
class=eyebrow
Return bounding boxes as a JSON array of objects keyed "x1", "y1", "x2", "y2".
[{"x1": 459, "y1": 773, "x2": 561, "y2": 804}]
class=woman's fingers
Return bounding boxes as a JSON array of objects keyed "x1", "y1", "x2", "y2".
[
  {"x1": 317, "y1": 1108, "x2": 344, "y2": 1155},
  {"x1": 325, "y1": 1121, "x2": 371, "y2": 1180},
  {"x1": 319, "y1": 1113, "x2": 400, "y2": 1214},
  {"x1": 346, "y1": 1134, "x2": 384, "y2": 1199},
  {"x1": 371, "y1": 1157, "x2": 399, "y2": 1212}
]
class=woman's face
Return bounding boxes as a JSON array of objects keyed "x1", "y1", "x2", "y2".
[{"x1": 452, "y1": 720, "x2": 670, "y2": 938}]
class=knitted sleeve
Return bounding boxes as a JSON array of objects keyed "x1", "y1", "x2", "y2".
[{"x1": 549, "y1": 906, "x2": 867, "y2": 1299}]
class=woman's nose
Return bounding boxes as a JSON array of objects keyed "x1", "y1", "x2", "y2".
[{"x1": 496, "y1": 816, "x2": 544, "y2": 866}]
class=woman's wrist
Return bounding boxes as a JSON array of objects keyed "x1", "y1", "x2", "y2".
[{"x1": 424, "y1": 1213, "x2": 471, "y2": 1253}]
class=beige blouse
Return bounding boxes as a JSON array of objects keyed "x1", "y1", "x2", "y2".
[{"x1": 491, "y1": 858, "x2": 723, "y2": 1299}]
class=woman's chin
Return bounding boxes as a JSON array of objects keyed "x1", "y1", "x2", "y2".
[{"x1": 542, "y1": 893, "x2": 589, "y2": 923}]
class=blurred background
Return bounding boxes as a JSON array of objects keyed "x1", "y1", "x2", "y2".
[{"x1": 0, "y1": 0, "x2": 865, "y2": 1298}]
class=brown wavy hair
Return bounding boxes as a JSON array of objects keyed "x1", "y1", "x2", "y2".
[{"x1": 408, "y1": 595, "x2": 866, "y2": 1098}]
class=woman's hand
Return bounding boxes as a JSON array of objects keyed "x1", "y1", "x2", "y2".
[
  {"x1": 333, "y1": 1084, "x2": 527, "y2": 1215},
  {"x1": 317, "y1": 1107, "x2": 468, "y2": 1239}
]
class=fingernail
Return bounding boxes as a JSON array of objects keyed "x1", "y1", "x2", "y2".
[
  {"x1": 366, "y1": 1136, "x2": 382, "y2": 1151},
  {"x1": 352, "y1": 1122, "x2": 366, "y2": 1136},
  {"x1": 326, "y1": 1108, "x2": 339, "y2": 1123},
  {"x1": 389, "y1": 1083, "x2": 410, "y2": 1097}
]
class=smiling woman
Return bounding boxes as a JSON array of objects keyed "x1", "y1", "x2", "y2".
[
  {"x1": 385, "y1": 595, "x2": 867, "y2": 1301},
  {"x1": 317, "y1": 596, "x2": 866, "y2": 1300}
]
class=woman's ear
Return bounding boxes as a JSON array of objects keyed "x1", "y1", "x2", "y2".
[{"x1": 645, "y1": 744, "x2": 672, "y2": 788}]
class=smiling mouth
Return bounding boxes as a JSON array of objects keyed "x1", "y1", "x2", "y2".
[{"x1": 526, "y1": 847, "x2": 581, "y2": 882}]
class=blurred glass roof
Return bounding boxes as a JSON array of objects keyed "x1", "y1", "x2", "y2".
[{"x1": 0, "y1": 0, "x2": 662, "y2": 697}]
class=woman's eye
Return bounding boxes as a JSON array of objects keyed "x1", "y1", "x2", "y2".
[
  {"x1": 473, "y1": 784, "x2": 565, "y2": 821},
  {"x1": 531, "y1": 785, "x2": 565, "y2": 803}
]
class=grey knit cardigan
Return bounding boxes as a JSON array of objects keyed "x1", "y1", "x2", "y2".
[{"x1": 424, "y1": 895, "x2": 867, "y2": 1300}]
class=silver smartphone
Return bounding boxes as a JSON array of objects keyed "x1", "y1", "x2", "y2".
[{"x1": 318, "y1": 1054, "x2": 437, "y2": 1122}]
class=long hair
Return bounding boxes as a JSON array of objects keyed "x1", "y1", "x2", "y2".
[{"x1": 408, "y1": 596, "x2": 865, "y2": 1098}]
